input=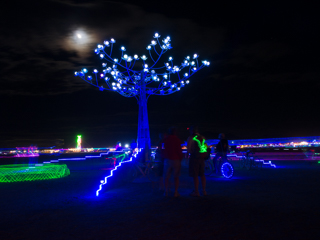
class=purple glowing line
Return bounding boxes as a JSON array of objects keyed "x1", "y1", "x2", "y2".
[
  {"x1": 210, "y1": 154, "x2": 238, "y2": 157},
  {"x1": 42, "y1": 152, "x2": 111, "y2": 164},
  {"x1": 14, "y1": 153, "x2": 40, "y2": 157},
  {"x1": 96, "y1": 149, "x2": 142, "y2": 197}
]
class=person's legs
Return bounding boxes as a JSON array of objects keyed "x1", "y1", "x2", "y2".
[
  {"x1": 190, "y1": 158, "x2": 200, "y2": 196},
  {"x1": 193, "y1": 176, "x2": 199, "y2": 194},
  {"x1": 200, "y1": 175, "x2": 207, "y2": 195},
  {"x1": 173, "y1": 160, "x2": 182, "y2": 197},
  {"x1": 173, "y1": 177, "x2": 180, "y2": 196},
  {"x1": 164, "y1": 178, "x2": 170, "y2": 196},
  {"x1": 164, "y1": 159, "x2": 172, "y2": 196},
  {"x1": 198, "y1": 159, "x2": 207, "y2": 195},
  {"x1": 213, "y1": 152, "x2": 221, "y2": 173},
  {"x1": 158, "y1": 159, "x2": 164, "y2": 190},
  {"x1": 159, "y1": 176, "x2": 164, "y2": 190}
]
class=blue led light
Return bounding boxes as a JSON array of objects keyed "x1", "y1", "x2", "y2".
[
  {"x1": 221, "y1": 162, "x2": 234, "y2": 179},
  {"x1": 153, "y1": 33, "x2": 160, "y2": 38},
  {"x1": 141, "y1": 55, "x2": 147, "y2": 60}
]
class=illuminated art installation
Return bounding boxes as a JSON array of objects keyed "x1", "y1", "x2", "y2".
[
  {"x1": 0, "y1": 164, "x2": 70, "y2": 183},
  {"x1": 96, "y1": 148, "x2": 142, "y2": 196},
  {"x1": 111, "y1": 152, "x2": 127, "y2": 162},
  {"x1": 75, "y1": 33, "x2": 210, "y2": 149},
  {"x1": 77, "y1": 135, "x2": 82, "y2": 149},
  {"x1": 15, "y1": 146, "x2": 39, "y2": 157}
]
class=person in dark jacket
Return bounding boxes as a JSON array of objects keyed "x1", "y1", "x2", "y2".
[{"x1": 212, "y1": 133, "x2": 229, "y2": 173}]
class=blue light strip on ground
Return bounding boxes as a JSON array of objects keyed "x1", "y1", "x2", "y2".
[
  {"x1": 42, "y1": 152, "x2": 111, "y2": 164},
  {"x1": 96, "y1": 149, "x2": 142, "y2": 197},
  {"x1": 254, "y1": 159, "x2": 277, "y2": 168},
  {"x1": 211, "y1": 154, "x2": 277, "y2": 168}
]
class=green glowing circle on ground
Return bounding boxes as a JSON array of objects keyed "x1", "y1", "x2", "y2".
[{"x1": 0, "y1": 164, "x2": 70, "y2": 183}]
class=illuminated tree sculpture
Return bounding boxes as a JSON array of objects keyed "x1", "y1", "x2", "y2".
[{"x1": 75, "y1": 33, "x2": 210, "y2": 149}]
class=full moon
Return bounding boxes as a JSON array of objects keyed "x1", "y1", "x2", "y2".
[
  {"x1": 73, "y1": 30, "x2": 89, "y2": 44},
  {"x1": 63, "y1": 28, "x2": 99, "y2": 57}
]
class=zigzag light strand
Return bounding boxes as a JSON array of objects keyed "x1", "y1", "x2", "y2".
[
  {"x1": 96, "y1": 149, "x2": 142, "y2": 196},
  {"x1": 211, "y1": 154, "x2": 276, "y2": 168},
  {"x1": 254, "y1": 159, "x2": 277, "y2": 168}
]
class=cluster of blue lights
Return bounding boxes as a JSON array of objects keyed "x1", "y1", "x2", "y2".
[{"x1": 74, "y1": 33, "x2": 210, "y2": 97}]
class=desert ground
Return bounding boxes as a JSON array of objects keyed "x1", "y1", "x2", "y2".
[{"x1": 0, "y1": 156, "x2": 319, "y2": 240}]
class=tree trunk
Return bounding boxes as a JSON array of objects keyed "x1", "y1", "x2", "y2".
[{"x1": 137, "y1": 76, "x2": 151, "y2": 151}]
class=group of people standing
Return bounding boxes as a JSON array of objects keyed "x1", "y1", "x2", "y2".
[{"x1": 156, "y1": 126, "x2": 228, "y2": 197}]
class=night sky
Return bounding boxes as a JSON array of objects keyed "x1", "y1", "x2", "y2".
[{"x1": 0, "y1": 0, "x2": 319, "y2": 148}]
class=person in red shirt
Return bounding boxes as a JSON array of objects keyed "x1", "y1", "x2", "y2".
[{"x1": 163, "y1": 127, "x2": 183, "y2": 197}]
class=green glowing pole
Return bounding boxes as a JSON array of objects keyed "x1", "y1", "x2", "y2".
[{"x1": 77, "y1": 135, "x2": 82, "y2": 149}]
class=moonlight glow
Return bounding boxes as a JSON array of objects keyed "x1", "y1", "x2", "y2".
[
  {"x1": 73, "y1": 30, "x2": 88, "y2": 44},
  {"x1": 64, "y1": 28, "x2": 98, "y2": 57}
]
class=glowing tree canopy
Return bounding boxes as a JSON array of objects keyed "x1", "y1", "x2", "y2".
[{"x1": 75, "y1": 33, "x2": 210, "y2": 149}]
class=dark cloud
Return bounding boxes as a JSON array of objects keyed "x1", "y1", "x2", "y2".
[{"x1": 0, "y1": 0, "x2": 224, "y2": 97}]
